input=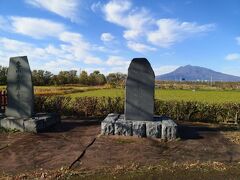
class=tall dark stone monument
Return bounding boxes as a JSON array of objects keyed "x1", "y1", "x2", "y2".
[
  {"x1": 101, "y1": 57, "x2": 178, "y2": 140},
  {"x1": 5, "y1": 56, "x2": 34, "y2": 118},
  {"x1": 0, "y1": 56, "x2": 60, "y2": 132},
  {"x1": 125, "y1": 58, "x2": 155, "y2": 121}
]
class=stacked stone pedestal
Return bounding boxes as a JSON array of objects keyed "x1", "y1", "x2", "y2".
[
  {"x1": 101, "y1": 114, "x2": 177, "y2": 140},
  {"x1": 0, "y1": 113, "x2": 60, "y2": 133}
]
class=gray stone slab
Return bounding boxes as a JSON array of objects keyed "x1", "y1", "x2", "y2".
[
  {"x1": 132, "y1": 121, "x2": 146, "y2": 137},
  {"x1": 162, "y1": 118, "x2": 177, "y2": 140},
  {"x1": 0, "y1": 113, "x2": 60, "y2": 132},
  {"x1": 101, "y1": 114, "x2": 177, "y2": 140},
  {"x1": 101, "y1": 114, "x2": 119, "y2": 135},
  {"x1": 0, "y1": 117, "x2": 25, "y2": 131},
  {"x1": 125, "y1": 58, "x2": 155, "y2": 121},
  {"x1": 5, "y1": 56, "x2": 34, "y2": 118},
  {"x1": 115, "y1": 119, "x2": 132, "y2": 136},
  {"x1": 146, "y1": 121, "x2": 162, "y2": 138}
]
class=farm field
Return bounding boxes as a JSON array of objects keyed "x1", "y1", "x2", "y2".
[
  {"x1": 2, "y1": 85, "x2": 240, "y2": 103},
  {"x1": 0, "y1": 85, "x2": 105, "y2": 95},
  {"x1": 68, "y1": 88, "x2": 240, "y2": 104}
]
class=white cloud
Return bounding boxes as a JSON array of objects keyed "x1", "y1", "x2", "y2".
[
  {"x1": 236, "y1": 36, "x2": 240, "y2": 45},
  {"x1": 91, "y1": 1, "x2": 102, "y2": 12},
  {"x1": 0, "y1": 16, "x2": 11, "y2": 31},
  {"x1": 101, "y1": 33, "x2": 115, "y2": 42},
  {"x1": 225, "y1": 53, "x2": 240, "y2": 61},
  {"x1": 43, "y1": 59, "x2": 76, "y2": 72},
  {"x1": 10, "y1": 16, "x2": 66, "y2": 39},
  {"x1": 102, "y1": 1, "x2": 215, "y2": 49},
  {"x1": 127, "y1": 41, "x2": 156, "y2": 52},
  {"x1": 25, "y1": 0, "x2": 80, "y2": 22},
  {"x1": 102, "y1": 0, "x2": 152, "y2": 41},
  {"x1": 0, "y1": 37, "x2": 130, "y2": 74},
  {"x1": 0, "y1": 34, "x2": 104, "y2": 73},
  {"x1": 147, "y1": 19, "x2": 215, "y2": 48},
  {"x1": 84, "y1": 56, "x2": 102, "y2": 64},
  {"x1": 106, "y1": 56, "x2": 130, "y2": 66},
  {"x1": 154, "y1": 65, "x2": 179, "y2": 75}
]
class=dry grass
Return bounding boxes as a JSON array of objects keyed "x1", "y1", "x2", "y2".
[
  {"x1": 1, "y1": 161, "x2": 239, "y2": 180},
  {"x1": 222, "y1": 131, "x2": 240, "y2": 145}
]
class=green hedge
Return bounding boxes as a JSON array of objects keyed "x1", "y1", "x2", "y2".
[{"x1": 34, "y1": 96, "x2": 240, "y2": 124}]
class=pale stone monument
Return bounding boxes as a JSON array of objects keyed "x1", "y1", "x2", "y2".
[
  {"x1": 0, "y1": 56, "x2": 60, "y2": 132},
  {"x1": 101, "y1": 58, "x2": 177, "y2": 140}
]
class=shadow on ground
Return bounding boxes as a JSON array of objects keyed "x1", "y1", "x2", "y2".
[{"x1": 0, "y1": 119, "x2": 240, "y2": 176}]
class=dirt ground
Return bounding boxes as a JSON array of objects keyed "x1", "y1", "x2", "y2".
[{"x1": 0, "y1": 118, "x2": 240, "y2": 179}]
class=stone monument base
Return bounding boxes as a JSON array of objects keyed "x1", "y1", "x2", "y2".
[
  {"x1": 101, "y1": 114, "x2": 177, "y2": 140},
  {"x1": 0, "y1": 113, "x2": 60, "y2": 133}
]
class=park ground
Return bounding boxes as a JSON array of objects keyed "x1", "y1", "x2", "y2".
[
  {"x1": 1, "y1": 85, "x2": 240, "y2": 179},
  {"x1": 1, "y1": 118, "x2": 240, "y2": 179}
]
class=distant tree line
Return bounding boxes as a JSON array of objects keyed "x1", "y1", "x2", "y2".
[{"x1": 0, "y1": 66, "x2": 126, "y2": 87}]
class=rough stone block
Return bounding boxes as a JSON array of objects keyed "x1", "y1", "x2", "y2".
[
  {"x1": 162, "y1": 119, "x2": 177, "y2": 140},
  {"x1": 132, "y1": 121, "x2": 146, "y2": 137},
  {"x1": 146, "y1": 121, "x2": 162, "y2": 138},
  {"x1": 23, "y1": 119, "x2": 39, "y2": 133},
  {"x1": 101, "y1": 114, "x2": 177, "y2": 140},
  {"x1": 101, "y1": 113, "x2": 119, "y2": 135},
  {"x1": 0, "y1": 113, "x2": 60, "y2": 132},
  {"x1": 115, "y1": 120, "x2": 132, "y2": 136},
  {"x1": 101, "y1": 121, "x2": 114, "y2": 135},
  {"x1": 0, "y1": 117, "x2": 25, "y2": 132}
]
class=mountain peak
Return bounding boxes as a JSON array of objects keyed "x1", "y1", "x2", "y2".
[{"x1": 156, "y1": 65, "x2": 240, "y2": 82}]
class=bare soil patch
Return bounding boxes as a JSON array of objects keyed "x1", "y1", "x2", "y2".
[{"x1": 0, "y1": 119, "x2": 240, "y2": 179}]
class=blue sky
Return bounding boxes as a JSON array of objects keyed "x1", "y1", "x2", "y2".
[{"x1": 0, "y1": 0, "x2": 240, "y2": 75}]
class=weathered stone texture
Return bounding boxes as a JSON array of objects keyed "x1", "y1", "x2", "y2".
[
  {"x1": 125, "y1": 58, "x2": 155, "y2": 121},
  {"x1": 101, "y1": 115, "x2": 177, "y2": 140},
  {"x1": 132, "y1": 121, "x2": 146, "y2": 137},
  {"x1": 5, "y1": 56, "x2": 34, "y2": 118}
]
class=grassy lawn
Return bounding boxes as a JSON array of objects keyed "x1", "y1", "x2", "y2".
[{"x1": 68, "y1": 88, "x2": 240, "y2": 104}]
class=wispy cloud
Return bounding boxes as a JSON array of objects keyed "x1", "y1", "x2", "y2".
[
  {"x1": 0, "y1": 33, "x2": 129, "y2": 73},
  {"x1": 102, "y1": 0, "x2": 215, "y2": 50},
  {"x1": 236, "y1": 36, "x2": 240, "y2": 45},
  {"x1": 154, "y1": 65, "x2": 179, "y2": 75},
  {"x1": 101, "y1": 33, "x2": 115, "y2": 42},
  {"x1": 10, "y1": 16, "x2": 66, "y2": 39},
  {"x1": 91, "y1": 1, "x2": 102, "y2": 13},
  {"x1": 127, "y1": 41, "x2": 156, "y2": 53},
  {"x1": 25, "y1": 0, "x2": 80, "y2": 22},
  {"x1": 106, "y1": 56, "x2": 130, "y2": 66},
  {"x1": 147, "y1": 19, "x2": 215, "y2": 48},
  {"x1": 102, "y1": 0, "x2": 153, "y2": 41},
  {"x1": 225, "y1": 53, "x2": 240, "y2": 61}
]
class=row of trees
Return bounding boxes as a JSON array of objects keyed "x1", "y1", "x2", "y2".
[
  {"x1": 0, "y1": 66, "x2": 7, "y2": 85},
  {"x1": 0, "y1": 66, "x2": 126, "y2": 87}
]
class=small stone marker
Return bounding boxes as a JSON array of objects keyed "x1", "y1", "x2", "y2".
[
  {"x1": 5, "y1": 56, "x2": 34, "y2": 118},
  {"x1": 125, "y1": 58, "x2": 155, "y2": 121}
]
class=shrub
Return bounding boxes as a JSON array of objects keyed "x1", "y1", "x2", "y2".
[{"x1": 34, "y1": 96, "x2": 240, "y2": 124}]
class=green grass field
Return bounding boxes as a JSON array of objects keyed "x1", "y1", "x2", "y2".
[
  {"x1": 2, "y1": 84, "x2": 240, "y2": 103},
  {"x1": 68, "y1": 88, "x2": 240, "y2": 104}
]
